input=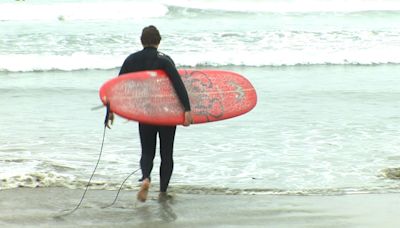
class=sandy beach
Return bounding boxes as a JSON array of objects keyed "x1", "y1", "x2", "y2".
[{"x1": 0, "y1": 187, "x2": 399, "y2": 228}]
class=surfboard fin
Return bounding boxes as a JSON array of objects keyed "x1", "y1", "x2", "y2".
[{"x1": 90, "y1": 104, "x2": 104, "y2": 111}]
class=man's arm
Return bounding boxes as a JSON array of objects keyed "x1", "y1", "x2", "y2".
[
  {"x1": 161, "y1": 55, "x2": 191, "y2": 112},
  {"x1": 160, "y1": 55, "x2": 193, "y2": 125}
]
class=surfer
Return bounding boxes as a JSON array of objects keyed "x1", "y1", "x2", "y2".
[{"x1": 106, "y1": 25, "x2": 193, "y2": 202}]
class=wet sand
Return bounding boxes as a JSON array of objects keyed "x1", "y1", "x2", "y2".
[{"x1": 0, "y1": 187, "x2": 399, "y2": 227}]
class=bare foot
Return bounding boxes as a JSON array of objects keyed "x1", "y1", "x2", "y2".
[{"x1": 137, "y1": 179, "x2": 150, "y2": 202}]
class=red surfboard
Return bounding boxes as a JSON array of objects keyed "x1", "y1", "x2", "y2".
[{"x1": 99, "y1": 69, "x2": 257, "y2": 125}]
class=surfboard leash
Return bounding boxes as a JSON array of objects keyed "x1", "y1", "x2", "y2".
[
  {"x1": 101, "y1": 101, "x2": 140, "y2": 208},
  {"x1": 60, "y1": 103, "x2": 110, "y2": 216},
  {"x1": 101, "y1": 167, "x2": 140, "y2": 209},
  {"x1": 57, "y1": 101, "x2": 141, "y2": 217},
  {"x1": 104, "y1": 100, "x2": 113, "y2": 128}
]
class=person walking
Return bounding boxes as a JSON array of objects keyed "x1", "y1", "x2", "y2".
[{"x1": 107, "y1": 25, "x2": 193, "y2": 202}]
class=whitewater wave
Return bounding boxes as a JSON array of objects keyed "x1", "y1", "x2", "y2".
[
  {"x1": 1, "y1": 0, "x2": 400, "y2": 22},
  {"x1": 0, "y1": 172, "x2": 137, "y2": 190},
  {"x1": 1, "y1": 49, "x2": 399, "y2": 72},
  {"x1": 0, "y1": 53, "x2": 124, "y2": 72},
  {"x1": 2, "y1": 171, "x2": 400, "y2": 196},
  {"x1": 165, "y1": 0, "x2": 400, "y2": 13}
]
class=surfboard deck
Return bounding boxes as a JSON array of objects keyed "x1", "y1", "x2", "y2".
[{"x1": 99, "y1": 69, "x2": 257, "y2": 125}]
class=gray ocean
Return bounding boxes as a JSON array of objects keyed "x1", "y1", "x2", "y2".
[{"x1": 1, "y1": 0, "x2": 400, "y2": 196}]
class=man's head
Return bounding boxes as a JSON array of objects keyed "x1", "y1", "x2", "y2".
[{"x1": 141, "y1": 25, "x2": 161, "y2": 47}]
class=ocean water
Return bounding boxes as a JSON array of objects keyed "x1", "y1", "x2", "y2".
[{"x1": 1, "y1": 0, "x2": 400, "y2": 195}]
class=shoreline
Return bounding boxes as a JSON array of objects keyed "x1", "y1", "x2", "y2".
[{"x1": 1, "y1": 187, "x2": 399, "y2": 228}]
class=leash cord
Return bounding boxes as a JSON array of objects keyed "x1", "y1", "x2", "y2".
[
  {"x1": 102, "y1": 167, "x2": 140, "y2": 208},
  {"x1": 65, "y1": 124, "x2": 107, "y2": 215},
  {"x1": 62, "y1": 101, "x2": 110, "y2": 216},
  {"x1": 61, "y1": 101, "x2": 140, "y2": 216}
]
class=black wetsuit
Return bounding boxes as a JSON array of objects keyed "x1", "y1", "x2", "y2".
[{"x1": 119, "y1": 47, "x2": 191, "y2": 192}]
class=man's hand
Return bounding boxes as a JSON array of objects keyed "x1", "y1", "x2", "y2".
[{"x1": 183, "y1": 111, "x2": 193, "y2": 127}]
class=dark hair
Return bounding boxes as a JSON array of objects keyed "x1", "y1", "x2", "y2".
[{"x1": 141, "y1": 25, "x2": 161, "y2": 46}]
